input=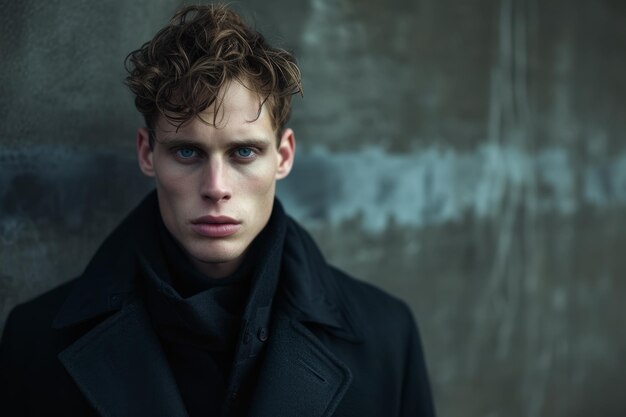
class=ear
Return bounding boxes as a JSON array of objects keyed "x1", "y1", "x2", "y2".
[
  {"x1": 276, "y1": 128, "x2": 295, "y2": 180},
  {"x1": 136, "y1": 127, "x2": 156, "y2": 177}
]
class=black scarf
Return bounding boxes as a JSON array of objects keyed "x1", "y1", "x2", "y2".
[{"x1": 138, "y1": 198, "x2": 287, "y2": 417}]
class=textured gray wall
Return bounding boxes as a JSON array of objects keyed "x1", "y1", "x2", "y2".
[{"x1": 2, "y1": 0, "x2": 626, "y2": 416}]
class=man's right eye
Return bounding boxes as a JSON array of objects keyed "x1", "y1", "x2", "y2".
[{"x1": 175, "y1": 148, "x2": 197, "y2": 159}]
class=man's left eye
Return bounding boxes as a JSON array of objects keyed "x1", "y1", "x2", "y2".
[{"x1": 235, "y1": 147, "x2": 255, "y2": 158}]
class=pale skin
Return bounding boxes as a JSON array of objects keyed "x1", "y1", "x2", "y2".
[{"x1": 136, "y1": 80, "x2": 295, "y2": 279}]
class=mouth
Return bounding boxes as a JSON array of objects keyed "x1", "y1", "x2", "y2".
[{"x1": 190, "y1": 215, "x2": 241, "y2": 238}]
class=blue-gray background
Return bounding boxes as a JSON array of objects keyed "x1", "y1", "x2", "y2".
[{"x1": 1, "y1": 0, "x2": 625, "y2": 416}]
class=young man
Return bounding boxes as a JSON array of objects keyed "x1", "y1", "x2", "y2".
[{"x1": 0, "y1": 4, "x2": 435, "y2": 417}]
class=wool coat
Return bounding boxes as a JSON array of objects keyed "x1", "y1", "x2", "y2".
[{"x1": 0, "y1": 192, "x2": 435, "y2": 417}]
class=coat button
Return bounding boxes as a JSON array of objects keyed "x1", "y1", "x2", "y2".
[
  {"x1": 257, "y1": 327, "x2": 269, "y2": 342},
  {"x1": 109, "y1": 294, "x2": 122, "y2": 308}
]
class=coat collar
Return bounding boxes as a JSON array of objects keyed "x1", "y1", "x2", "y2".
[
  {"x1": 53, "y1": 190, "x2": 363, "y2": 342},
  {"x1": 58, "y1": 292, "x2": 353, "y2": 417},
  {"x1": 278, "y1": 217, "x2": 364, "y2": 343},
  {"x1": 58, "y1": 299, "x2": 189, "y2": 417}
]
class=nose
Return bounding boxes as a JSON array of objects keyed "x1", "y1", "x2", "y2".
[{"x1": 200, "y1": 157, "x2": 232, "y2": 202}]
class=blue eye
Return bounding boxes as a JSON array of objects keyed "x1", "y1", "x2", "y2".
[
  {"x1": 235, "y1": 147, "x2": 255, "y2": 158},
  {"x1": 176, "y1": 148, "x2": 196, "y2": 159}
]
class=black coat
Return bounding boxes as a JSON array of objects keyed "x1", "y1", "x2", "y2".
[{"x1": 0, "y1": 193, "x2": 435, "y2": 417}]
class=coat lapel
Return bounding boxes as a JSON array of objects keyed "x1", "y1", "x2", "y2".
[
  {"x1": 247, "y1": 312, "x2": 353, "y2": 417},
  {"x1": 58, "y1": 299, "x2": 188, "y2": 417}
]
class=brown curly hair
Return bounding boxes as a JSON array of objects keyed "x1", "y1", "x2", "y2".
[{"x1": 124, "y1": 4, "x2": 302, "y2": 144}]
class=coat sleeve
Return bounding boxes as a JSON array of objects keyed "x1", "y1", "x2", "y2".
[
  {"x1": 0, "y1": 307, "x2": 28, "y2": 416},
  {"x1": 399, "y1": 305, "x2": 436, "y2": 417}
]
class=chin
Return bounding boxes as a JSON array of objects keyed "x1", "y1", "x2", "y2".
[{"x1": 187, "y1": 240, "x2": 246, "y2": 264}]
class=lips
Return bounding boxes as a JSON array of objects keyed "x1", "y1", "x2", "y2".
[{"x1": 190, "y1": 215, "x2": 241, "y2": 238}]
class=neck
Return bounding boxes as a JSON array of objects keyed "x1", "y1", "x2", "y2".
[{"x1": 188, "y1": 253, "x2": 245, "y2": 279}]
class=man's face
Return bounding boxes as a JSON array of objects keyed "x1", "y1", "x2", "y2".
[{"x1": 136, "y1": 80, "x2": 295, "y2": 278}]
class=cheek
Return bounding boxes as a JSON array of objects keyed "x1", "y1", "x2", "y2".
[
  {"x1": 153, "y1": 155, "x2": 198, "y2": 194},
  {"x1": 155, "y1": 174, "x2": 191, "y2": 209},
  {"x1": 237, "y1": 161, "x2": 278, "y2": 195},
  {"x1": 153, "y1": 161, "x2": 200, "y2": 221},
  {"x1": 156, "y1": 171, "x2": 191, "y2": 194}
]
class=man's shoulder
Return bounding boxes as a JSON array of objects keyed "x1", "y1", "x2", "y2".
[
  {"x1": 283, "y1": 214, "x2": 417, "y2": 336},
  {"x1": 327, "y1": 265, "x2": 417, "y2": 337},
  {"x1": 330, "y1": 266, "x2": 409, "y2": 310},
  {"x1": 0, "y1": 278, "x2": 81, "y2": 372},
  {"x1": 3, "y1": 279, "x2": 76, "y2": 336}
]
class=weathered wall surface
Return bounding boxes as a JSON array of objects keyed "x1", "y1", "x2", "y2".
[{"x1": 1, "y1": 0, "x2": 625, "y2": 416}]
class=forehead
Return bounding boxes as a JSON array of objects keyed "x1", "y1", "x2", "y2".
[{"x1": 155, "y1": 80, "x2": 274, "y2": 138}]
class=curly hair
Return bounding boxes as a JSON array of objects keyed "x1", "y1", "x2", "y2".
[{"x1": 124, "y1": 4, "x2": 302, "y2": 143}]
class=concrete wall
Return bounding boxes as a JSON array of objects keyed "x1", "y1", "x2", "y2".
[{"x1": 2, "y1": 0, "x2": 625, "y2": 416}]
